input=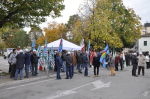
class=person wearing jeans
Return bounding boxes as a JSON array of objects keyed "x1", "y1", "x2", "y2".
[
  {"x1": 82, "y1": 53, "x2": 89, "y2": 76},
  {"x1": 30, "y1": 50, "x2": 39, "y2": 76},
  {"x1": 92, "y1": 53, "x2": 100, "y2": 77},
  {"x1": 15, "y1": 50, "x2": 25, "y2": 80},
  {"x1": 24, "y1": 49, "x2": 31, "y2": 78},
  {"x1": 138, "y1": 52, "x2": 146, "y2": 76},
  {"x1": 65, "y1": 52, "x2": 73, "y2": 79}
]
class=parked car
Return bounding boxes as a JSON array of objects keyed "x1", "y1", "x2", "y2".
[{"x1": 3, "y1": 48, "x2": 14, "y2": 59}]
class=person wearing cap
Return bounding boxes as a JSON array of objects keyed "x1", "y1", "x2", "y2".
[
  {"x1": 15, "y1": 50, "x2": 25, "y2": 80},
  {"x1": 138, "y1": 52, "x2": 146, "y2": 76},
  {"x1": 131, "y1": 53, "x2": 138, "y2": 77},
  {"x1": 24, "y1": 49, "x2": 31, "y2": 78},
  {"x1": 65, "y1": 51, "x2": 73, "y2": 79}
]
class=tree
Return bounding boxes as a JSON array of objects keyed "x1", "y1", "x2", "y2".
[
  {"x1": 0, "y1": 0, "x2": 65, "y2": 28},
  {"x1": 28, "y1": 26, "x2": 43, "y2": 41},
  {"x1": 1, "y1": 28, "x2": 30, "y2": 48},
  {"x1": 36, "y1": 22, "x2": 67, "y2": 45},
  {"x1": 70, "y1": 0, "x2": 141, "y2": 49}
]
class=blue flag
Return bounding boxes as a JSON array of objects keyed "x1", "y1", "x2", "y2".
[
  {"x1": 43, "y1": 40, "x2": 48, "y2": 57},
  {"x1": 100, "y1": 44, "x2": 109, "y2": 68},
  {"x1": 88, "y1": 40, "x2": 90, "y2": 53},
  {"x1": 31, "y1": 40, "x2": 36, "y2": 50},
  {"x1": 58, "y1": 38, "x2": 63, "y2": 52}
]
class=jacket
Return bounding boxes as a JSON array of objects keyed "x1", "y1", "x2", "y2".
[
  {"x1": 92, "y1": 56, "x2": 100, "y2": 67},
  {"x1": 16, "y1": 53, "x2": 25, "y2": 69},
  {"x1": 138, "y1": 55, "x2": 146, "y2": 67},
  {"x1": 8, "y1": 53, "x2": 17, "y2": 65},
  {"x1": 25, "y1": 52, "x2": 31, "y2": 65},
  {"x1": 55, "y1": 56, "x2": 63, "y2": 68},
  {"x1": 65, "y1": 54, "x2": 73, "y2": 66},
  {"x1": 31, "y1": 53, "x2": 39, "y2": 64},
  {"x1": 82, "y1": 54, "x2": 89, "y2": 64}
]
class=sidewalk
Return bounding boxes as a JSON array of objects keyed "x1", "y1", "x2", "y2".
[{"x1": 0, "y1": 56, "x2": 58, "y2": 84}]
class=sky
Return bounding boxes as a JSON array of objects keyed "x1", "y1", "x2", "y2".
[{"x1": 24, "y1": 0, "x2": 150, "y2": 32}]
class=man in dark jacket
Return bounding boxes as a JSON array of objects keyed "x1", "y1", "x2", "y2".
[
  {"x1": 82, "y1": 52, "x2": 89, "y2": 76},
  {"x1": 65, "y1": 52, "x2": 73, "y2": 79},
  {"x1": 15, "y1": 50, "x2": 25, "y2": 80},
  {"x1": 131, "y1": 53, "x2": 138, "y2": 77},
  {"x1": 92, "y1": 53, "x2": 100, "y2": 76},
  {"x1": 30, "y1": 50, "x2": 39, "y2": 76},
  {"x1": 55, "y1": 52, "x2": 62, "y2": 80},
  {"x1": 24, "y1": 49, "x2": 31, "y2": 78},
  {"x1": 76, "y1": 52, "x2": 83, "y2": 73}
]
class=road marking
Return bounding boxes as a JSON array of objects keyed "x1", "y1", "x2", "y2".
[
  {"x1": 47, "y1": 90, "x2": 76, "y2": 99},
  {"x1": 6, "y1": 79, "x2": 52, "y2": 90},
  {"x1": 91, "y1": 80, "x2": 111, "y2": 91},
  {"x1": 46, "y1": 80, "x2": 111, "y2": 99},
  {"x1": 143, "y1": 91, "x2": 149, "y2": 97}
]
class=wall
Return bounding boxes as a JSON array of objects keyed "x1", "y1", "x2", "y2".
[{"x1": 138, "y1": 37, "x2": 150, "y2": 53}]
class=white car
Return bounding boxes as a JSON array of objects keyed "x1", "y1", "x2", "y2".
[{"x1": 3, "y1": 48, "x2": 14, "y2": 59}]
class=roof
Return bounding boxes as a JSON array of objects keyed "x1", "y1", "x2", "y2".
[
  {"x1": 141, "y1": 33, "x2": 150, "y2": 37},
  {"x1": 45, "y1": 39, "x2": 81, "y2": 51},
  {"x1": 144, "y1": 23, "x2": 150, "y2": 27}
]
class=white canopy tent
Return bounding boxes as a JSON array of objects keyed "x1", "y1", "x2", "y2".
[{"x1": 46, "y1": 39, "x2": 81, "y2": 51}]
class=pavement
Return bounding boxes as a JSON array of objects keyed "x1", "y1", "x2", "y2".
[
  {"x1": 0, "y1": 56, "x2": 150, "y2": 99},
  {"x1": 0, "y1": 56, "x2": 56, "y2": 84},
  {"x1": 0, "y1": 64, "x2": 150, "y2": 99}
]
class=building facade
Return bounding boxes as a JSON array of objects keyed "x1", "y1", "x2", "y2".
[{"x1": 138, "y1": 33, "x2": 150, "y2": 53}]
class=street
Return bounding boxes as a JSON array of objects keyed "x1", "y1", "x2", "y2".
[{"x1": 0, "y1": 62, "x2": 150, "y2": 99}]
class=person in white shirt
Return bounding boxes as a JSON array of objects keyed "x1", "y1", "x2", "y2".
[{"x1": 145, "y1": 54, "x2": 150, "y2": 69}]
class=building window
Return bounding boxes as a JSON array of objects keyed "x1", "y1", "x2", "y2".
[{"x1": 144, "y1": 41, "x2": 147, "y2": 46}]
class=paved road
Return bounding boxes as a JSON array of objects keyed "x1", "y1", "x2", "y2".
[
  {"x1": 0, "y1": 66, "x2": 150, "y2": 99},
  {"x1": 0, "y1": 56, "x2": 9, "y2": 73}
]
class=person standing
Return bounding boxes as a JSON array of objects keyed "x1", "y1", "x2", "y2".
[
  {"x1": 109, "y1": 54, "x2": 116, "y2": 76},
  {"x1": 145, "y1": 54, "x2": 150, "y2": 69},
  {"x1": 115, "y1": 54, "x2": 120, "y2": 71},
  {"x1": 92, "y1": 53, "x2": 100, "y2": 77},
  {"x1": 15, "y1": 50, "x2": 25, "y2": 80},
  {"x1": 119, "y1": 53, "x2": 124, "y2": 70},
  {"x1": 131, "y1": 53, "x2": 138, "y2": 77},
  {"x1": 138, "y1": 52, "x2": 146, "y2": 76},
  {"x1": 82, "y1": 52, "x2": 89, "y2": 76},
  {"x1": 8, "y1": 49, "x2": 17, "y2": 78},
  {"x1": 30, "y1": 50, "x2": 39, "y2": 76},
  {"x1": 71, "y1": 52, "x2": 77, "y2": 78},
  {"x1": 65, "y1": 52, "x2": 73, "y2": 79},
  {"x1": 55, "y1": 52, "x2": 62, "y2": 80},
  {"x1": 61, "y1": 51, "x2": 67, "y2": 72},
  {"x1": 24, "y1": 49, "x2": 31, "y2": 78},
  {"x1": 76, "y1": 51, "x2": 82, "y2": 73}
]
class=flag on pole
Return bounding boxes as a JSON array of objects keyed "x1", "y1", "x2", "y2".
[
  {"x1": 100, "y1": 44, "x2": 109, "y2": 68},
  {"x1": 31, "y1": 40, "x2": 36, "y2": 50},
  {"x1": 37, "y1": 45, "x2": 41, "y2": 57},
  {"x1": 58, "y1": 38, "x2": 63, "y2": 52},
  {"x1": 43, "y1": 40, "x2": 48, "y2": 57},
  {"x1": 80, "y1": 38, "x2": 85, "y2": 52}
]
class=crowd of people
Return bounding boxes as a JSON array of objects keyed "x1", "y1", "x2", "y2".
[
  {"x1": 7, "y1": 48, "x2": 150, "y2": 80},
  {"x1": 8, "y1": 49, "x2": 39, "y2": 80}
]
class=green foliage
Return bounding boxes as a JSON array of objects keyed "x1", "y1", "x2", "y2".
[
  {"x1": 0, "y1": 0, "x2": 65, "y2": 28},
  {"x1": 1, "y1": 28, "x2": 30, "y2": 48},
  {"x1": 68, "y1": 0, "x2": 142, "y2": 49}
]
